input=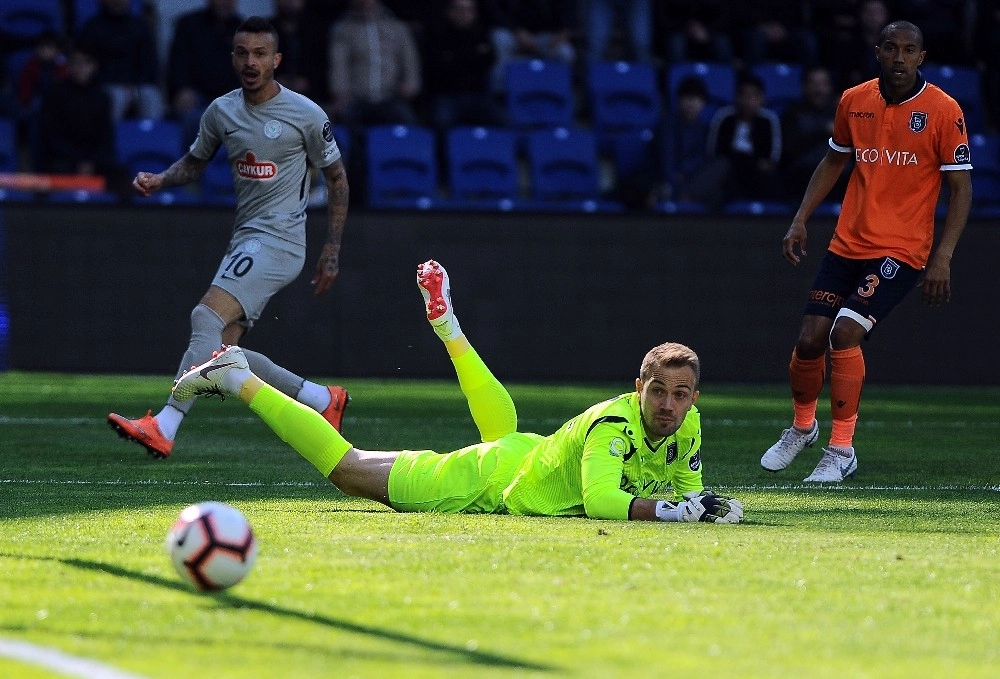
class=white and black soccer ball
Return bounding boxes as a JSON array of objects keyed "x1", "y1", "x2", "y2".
[{"x1": 166, "y1": 501, "x2": 258, "y2": 591}]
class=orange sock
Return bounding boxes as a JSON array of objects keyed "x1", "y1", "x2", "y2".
[
  {"x1": 789, "y1": 348, "x2": 825, "y2": 430},
  {"x1": 829, "y1": 346, "x2": 865, "y2": 448}
]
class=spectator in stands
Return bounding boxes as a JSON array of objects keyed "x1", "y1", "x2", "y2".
[
  {"x1": 423, "y1": 0, "x2": 506, "y2": 133},
  {"x1": 780, "y1": 65, "x2": 846, "y2": 201},
  {"x1": 487, "y1": 0, "x2": 577, "y2": 92},
  {"x1": 15, "y1": 30, "x2": 66, "y2": 116},
  {"x1": 76, "y1": 0, "x2": 165, "y2": 122},
  {"x1": 974, "y1": 0, "x2": 1000, "y2": 132},
  {"x1": 167, "y1": 0, "x2": 242, "y2": 144},
  {"x1": 655, "y1": 0, "x2": 733, "y2": 65},
  {"x1": 815, "y1": 0, "x2": 887, "y2": 91},
  {"x1": 269, "y1": 0, "x2": 312, "y2": 98},
  {"x1": 327, "y1": 0, "x2": 421, "y2": 127},
  {"x1": 735, "y1": 1, "x2": 818, "y2": 67},
  {"x1": 38, "y1": 43, "x2": 125, "y2": 191},
  {"x1": 661, "y1": 75, "x2": 727, "y2": 206},
  {"x1": 706, "y1": 71, "x2": 783, "y2": 203},
  {"x1": 586, "y1": 0, "x2": 653, "y2": 63}
]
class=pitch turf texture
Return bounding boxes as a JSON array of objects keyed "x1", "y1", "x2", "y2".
[{"x1": 1, "y1": 373, "x2": 997, "y2": 679}]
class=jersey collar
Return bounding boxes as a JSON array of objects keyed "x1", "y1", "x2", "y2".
[{"x1": 878, "y1": 71, "x2": 926, "y2": 105}]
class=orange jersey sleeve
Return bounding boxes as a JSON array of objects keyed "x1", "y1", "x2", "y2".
[{"x1": 827, "y1": 77, "x2": 972, "y2": 268}]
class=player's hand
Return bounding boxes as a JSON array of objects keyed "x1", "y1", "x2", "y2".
[
  {"x1": 684, "y1": 491, "x2": 744, "y2": 524},
  {"x1": 782, "y1": 221, "x2": 808, "y2": 265},
  {"x1": 311, "y1": 244, "x2": 340, "y2": 296},
  {"x1": 918, "y1": 255, "x2": 952, "y2": 307},
  {"x1": 674, "y1": 496, "x2": 707, "y2": 522},
  {"x1": 132, "y1": 171, "x2": 163, "y2": 197}
]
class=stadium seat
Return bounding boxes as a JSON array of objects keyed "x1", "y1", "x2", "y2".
[
  {"x1": 73, "y1": 0, "x2": 142, "y2": 29},
  {"x1": 751, "y1": 63, "x2": 802, "y2": 114},
  {"x1": 921, "y1": 64, "x2": 986, "y2": 134},
  {"x1": 524, "y1": 127, "x2": 623, "y2": 212},
  {"x1": 365, "y1": 124, "x2": 438, "y2": 209},
  {"x1": 970, "y1": 133, "x2": 1000, "y2": 206},
  {"x1": 666, "y1": 62, "x2": 735, "y2": 116},
  {"x1": 505, "y1": 59, "x2": 575, "y2": 129},
  {"x1": 199, "y1": 147, "x2": 236, "y2": 205},
  {"x1": 332, "y1": 124, "x2": 350, "y2": 166},
  {"x1": 47, "y1": 189, "x2": 119, "y2": 204},
  {"x1": 0, "y1": 0, "x2": 63, "y2": 38},
  {"x1": 445, "y1": 126, "x2": 520, "y2": 207},
  {"x1": 0, "y1": 118, "x2": 17, "y2": 172},
  {"x1": 587, "y1": 61, "x2": 662, "y2": 133},
  {"x1": 115, "y1": 118, "x2": 183, "y2": 176},
  {"x1": 722, "y1": 200, "x2": 794, "y2": 216}
]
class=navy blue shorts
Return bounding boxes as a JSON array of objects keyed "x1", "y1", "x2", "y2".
[{"x1": 803, "y1": 251, "x2": 921, "y2": 332}]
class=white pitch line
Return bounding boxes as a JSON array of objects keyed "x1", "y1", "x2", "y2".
[
  {"x1": 0, "y1": 638, "x2": 149, "y2": 679},
  {"x1": 0, "y1": 479, "x2": 997, "y2": 493}
]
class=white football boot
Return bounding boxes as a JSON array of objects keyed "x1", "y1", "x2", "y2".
[
  {"x1": 417, "y1": 259, "x2": 462, "y2": 341},
  {"x1": 803, "y1": 446, "x2": 858, "y2": 482},
  {"x1": 172, "y1": 345, "x2": 250, "y2": 401},
  {"x1": 760, "y1": 420, "x2": 819, "y2": 471}
]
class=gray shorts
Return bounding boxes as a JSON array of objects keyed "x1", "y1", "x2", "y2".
[{"x1": 211, "y1": 229, "x2": 305, "y2": 325}]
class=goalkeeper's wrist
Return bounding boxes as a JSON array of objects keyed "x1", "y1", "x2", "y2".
[{"x1": 655, "y1": 500, "x2": 682, "y2": 522}]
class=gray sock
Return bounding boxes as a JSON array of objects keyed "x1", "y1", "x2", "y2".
[
  {"x1": 167, "y1": 304, "x2": 226, "y2": 414},
  {"x1": 242, "y1": 349, "x2": 305, "y2": 397}
]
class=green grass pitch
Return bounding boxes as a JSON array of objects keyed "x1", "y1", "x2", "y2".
[{"x1": 1, "y1": 372, "x2": 998, "y2": 678}]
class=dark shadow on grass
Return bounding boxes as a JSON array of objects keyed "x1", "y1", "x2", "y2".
[{"x1": 0, "y1": 553, "x2": 554, "y2": 673}]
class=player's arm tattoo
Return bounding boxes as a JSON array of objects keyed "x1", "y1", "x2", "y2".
[
  {"x1": 321, "y1": 159, "x2": 349, "y2": 260},
  {"x1": 160, "y1": 153, "x2": 209, "y2": 188}
]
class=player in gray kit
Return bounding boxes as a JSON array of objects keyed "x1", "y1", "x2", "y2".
[{"x1": 108, "y1": 16, "x2": 350, "y2": 459}]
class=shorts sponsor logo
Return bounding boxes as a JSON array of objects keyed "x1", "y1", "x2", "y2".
[
  {"x1": 264, "y1": 120, "x2": 283, "y2": 139},
  {"x1": 237, "y1": 152, "x2": 277, "y2": 180},
  {"x1": 909, "y1": 111, "x2": 928, "y2": 133},
  {"x1": 954, "y1": 143, "x2": 970, "y2": 164},
  {"x1": 666, "y1": 442, "x2": 677, "y2": 464},
  {"x1": 809, "y1": 289, "x2": 844, "y2": 308},
  {"x1": 880, "y1": 257, "x2": 900, "y2": 279},
  {"x1": 243, "y1": 238, "x2": 262, "y2": 254}
]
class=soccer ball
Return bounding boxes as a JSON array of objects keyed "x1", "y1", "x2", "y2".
[{"x1": 166, "y1": 501, "x2": 258, "y2": 591}]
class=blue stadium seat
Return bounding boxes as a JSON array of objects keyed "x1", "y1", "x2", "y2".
[
  {"x1": 0, "y1": 118, "x2": 17, "y2": 172},
  {"x1": 445, "y1": 126, "x2": 520, "y2": 206},
  {"x1": 332, "y1": 124, "x2": 350, "y2": 166},
  {"x1": 48, "y1": 189, "x2": 119, "y2": 204},
  {"x1": 525, "y1": 127, "x2": 623, "y2": 212},
  {"x1": 751, "y1": 63, "x2": 802, "y2": 114},
  {"x1": 666, "y1": 62, "x2": 735, "y2": 116},
  {"x1": 921, "y1": 64, "x2": 986, "y2": 134},
  {"x1": 199, "y1": 147, "x2": 236, "y2": 205},
  {"x1": 970, "y1": 133, "x2": 1000, "y2": 206},
  {"x1": 73, "y1": 0, "x2": 142, "y2": 28},
  {"x1": 506, "y1": 59, "x2": 575, "y2": 129},
  {"x1": 723, "y1": 200, "x2": 794, "y2": 216},
  {"x1": 587, "y1": 61, "x2": 662, "y2": 133},
  {"x1": 366, "y1": 124, "x2": 438, "y2": 209},
  {"x1": 0, "y1": 0, "x2": 63, "y2": 38},
  {"x1": 115, "y1": 118, "x2": 183, "y2": 176}
]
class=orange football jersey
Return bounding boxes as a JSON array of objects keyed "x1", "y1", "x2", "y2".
[{"x1": 827, "y1": 76, "x2": 972, "y2": 268}]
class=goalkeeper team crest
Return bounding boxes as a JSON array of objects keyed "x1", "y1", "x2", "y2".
[
  {"x1": 880, "y1": 257, "x2": 901, "y2": 279},
  {"x1": 909, "y1": 111, "x2": 928, "y2": 133}
]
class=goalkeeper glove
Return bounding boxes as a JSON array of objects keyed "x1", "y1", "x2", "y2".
[
  {"x1": 683, "y1": 490, "x2": 744, "y2": 524},
  {"x1": 654, "y1": 497, "x2": 707, "y2": 522}
]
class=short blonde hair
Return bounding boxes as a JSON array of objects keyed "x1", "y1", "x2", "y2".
[{"x1": 639, "y1": 342, "x2": 700, "y2": 386}]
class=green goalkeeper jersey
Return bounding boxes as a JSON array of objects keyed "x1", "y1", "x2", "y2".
[{"x1": 502, "y1": 392, "x2": 704, "y2": 520}]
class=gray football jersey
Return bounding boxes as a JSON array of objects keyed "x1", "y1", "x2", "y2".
[{"x1": 190, "y1": 86, "x2": 341, "y2": 244}]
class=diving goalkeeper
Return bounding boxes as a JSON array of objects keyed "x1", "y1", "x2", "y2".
[{"x1": 172, "y1": 260, "x2": 744, "y2": 524}]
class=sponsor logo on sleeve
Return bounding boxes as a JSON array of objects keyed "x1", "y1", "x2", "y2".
[
  {"x1": 688, "y1": 451, "x2": 701, "y2": 471},
  {"x1": 954, "y1": 143, "x2": 970, "y2": 164},
  {"x1": 609, "y1": 437, "x2": 626, "y2": 458},
  {"x1": 322, "y1": 120, "x2": 334, "y2": 142}
]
